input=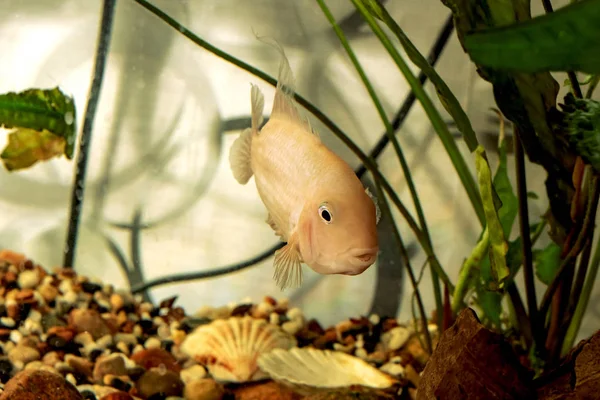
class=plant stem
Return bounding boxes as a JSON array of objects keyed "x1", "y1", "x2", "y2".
[
  {"x1": 355, "y1": 14, "x2": 455, "y2": 179},
  {"x1": 373, "y1": 178, "x2": 432, "y2": 353},
  {"x1": 562, "y1": 219, "x2": 600, "y2": 355},
  {"x1": 507, "y1": 282, "x2": 533, "y2": 347},
  {"x1": 351, "y1": 0, "x2": 485, "y2": 226},
  {"x1": 317, "y1": 0, "x2": 443, "y2": 331},
  {"x1": 539, "y1": 176, "x2": 600, "y2": 321},
  {"x1": 62, "y1": 0, "x2": 116, "y2": 268},
  {"x1": 585, "y1": 75, "x2": 599, "y2": 99},
  {"x1": 514, "y1": 128, "x2": 543, "y2": 354},
  {"x1": 452, "y1": 227, "x2": 489, "y2": 313},
  {"x1": 131, "y1": 0, "x2": 455, "y2": 291}
]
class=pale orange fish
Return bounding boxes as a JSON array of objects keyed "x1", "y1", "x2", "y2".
[{"x1": 229, "y1": 40, "x2": 380, "y2": 291}]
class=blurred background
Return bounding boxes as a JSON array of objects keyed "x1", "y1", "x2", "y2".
[{"x1": 0, "y1": 0, "x2": 597, "y2": 342}]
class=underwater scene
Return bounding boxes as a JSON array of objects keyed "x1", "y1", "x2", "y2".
[{"x1": 0, "y1": 0, "x2": 600, "y2": 399}]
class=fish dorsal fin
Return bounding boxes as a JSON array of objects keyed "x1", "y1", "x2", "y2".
[
  {"x1": 254, "y1": 34, "x2": 315, "y2": 135},
  {"x1": 250, "y1": 84, "x2": 265, "y2": 134},
  {"x1": 266, "y1": 213, "x2": 285, "y2": 240},
  {"x1": 365, "y1": 187, "x2": 381, "y2": 224},
  {"x1": 228, "y1": 127, "x2": 253, "y2": 184},
  {"x1": 273, "y1": 235, "x2": 303, "y2": 291}
]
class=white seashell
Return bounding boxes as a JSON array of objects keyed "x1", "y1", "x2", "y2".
[
  {"x1": 180, "y1": 316, "x2": 297, "y2": 383},
  {"x1": 257, "y1": 347, "x2": 397, "y2": 394}
]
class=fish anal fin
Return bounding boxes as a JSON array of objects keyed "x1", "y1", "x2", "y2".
[
  {"x1": 365, "y1": 187, "x2": 381, "y2": 224},
  {"x1": 266, "y1": 214, "x2": 285, "y2": 240},
  {"x1": 229, "y1": 127, "x2": 253, "y2": 184},
  {"x1": 273, "y1": 238, "x2": 303, "y2": 291}
]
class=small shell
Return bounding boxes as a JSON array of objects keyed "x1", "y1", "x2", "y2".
[
  {"x1": 257, "y1": 347, "x2": 397, "y2": 394},
  {"x1": 180, "y1": 316, "x2": 296, "y2": 383}
]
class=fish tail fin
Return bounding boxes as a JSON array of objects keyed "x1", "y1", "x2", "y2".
[
  {"x1": 229, "y1": 127, "x2": 253, "y2": 184},
  {"x1": 250, "y1": 84, "x2": 264, "y2": 135},
  {"x1": 253, "y1": 31, "x2": 314, "y2": 134}
]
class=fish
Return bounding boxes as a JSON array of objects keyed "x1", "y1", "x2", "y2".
[{"x1": 228, "y1": 38, "x2": 380, "y2": 291}]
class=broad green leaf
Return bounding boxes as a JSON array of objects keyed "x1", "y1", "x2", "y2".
[
  {"x1": 475, "y1": 145, "x2": 510, "y2": 288},
  {"x1": 363, "y1": 0, "x2": 479, "y2": 152},
  {"x1": 534, "y1": 242, "x2": 562, "y2": 285},
  {"x1": 464, "y1": 0, "x2": 600, "y2": 74},
  {"x1": 441, "y1": 0, "x2": 576, "y2": 245},
  {"x1": 1, "y1": 128, "x2": 66, "y2": 171},
  {"x1": 0, "y1": 87, "x2": 77, "y2": 168}
]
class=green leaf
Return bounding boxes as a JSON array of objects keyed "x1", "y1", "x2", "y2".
[
  {"x1": 527, "y1": 191, "x2": 539, "y2": 200},
  {"x1": 364, "y1": 0, "x2": 479, "y2": 152},
  {"x1": 1, "y1": 128, "x2": 66, "y2": 171},
  {"x1": 0, "y1": 87, "x2": 77, "y2": 168},
  {"x1": 475, "y1": 145, "x2": 510, "y2": 289},
  {"x1": 464, "y1": 0, "x2": 600, "y2": 74},
  {"x1": 476, "y1": 284, "x2": 503, "y2": 329},
  {"x1": 534, "y1": 242, "x2": 562, "y2": 285}
]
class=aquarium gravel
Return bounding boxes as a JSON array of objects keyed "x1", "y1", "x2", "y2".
[{"x1": 0, "y1": 250, "x2": 433, "y2": 400}]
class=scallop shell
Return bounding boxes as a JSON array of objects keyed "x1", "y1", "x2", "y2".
[
  {"x1": 257, "y1": 347, "x2": 397, "y2": 394},
  {"x1": 180, "y1": 315, "x2": 297, "y2": 382}
]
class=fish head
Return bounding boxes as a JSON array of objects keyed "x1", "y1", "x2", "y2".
[{"x1": 297, "y1": 182, "x2": 379, "y2": 276}]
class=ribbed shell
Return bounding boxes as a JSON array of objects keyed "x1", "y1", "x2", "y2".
[
  {"x1": 180, "y1": 316, "x2": 297, "y2": 382},
  {"x1": 257, "y1": 347, "x2": 397, "y2": 394}
]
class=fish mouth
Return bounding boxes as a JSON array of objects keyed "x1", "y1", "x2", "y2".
[{"x1": 342, "y1": 247, "x2": 379, "y2": 274}]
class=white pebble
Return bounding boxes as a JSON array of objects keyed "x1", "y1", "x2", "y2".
[
  {"x1": 66, "y1": 373, "x2": 77, "y2": 386},
  {"x1": 116, "y1": 341, "x2": 129, "y2": 355},
  {"x1": 58, "y1": 280, "x2": 73, "y2": 294},
  {"x1": 9, "y1": 330, "x2": 22, "y2": 344},
  {"x1": 74, "y1": 332, "x2": 94, "y2": 346},
  {"x1": 157, "y1": 324, "x2": 170, "y2": 340},
  {"x1": 28, "y1": 310, "x2": 42, "y2": 323},
  {"x1": 286, "y1": 307, "x2": 303, "y2": 321},
  {"x1": 144, "y1": 337, "x2": 161, "y2": 350},
  {"x1": 153, "y1": 316, "x2": 166, "y2": 327},
  {"x1": 333, "y1": 343, "x2": 354, "y2": 353},
  {"x1": 355, "y1": 348, "x2": 368, "y2": 359},
  {"x1": 63, "y1": 291, "x2": 78, "y2": 305},
  {"x1": 256, "y1": 302, "x2": 274, "y2": 316},
  {"x1": 269, "y1": 312, "x2": 280, "y2": 325},
  {"x1": 355, "y1": 334, "x2": 365, "y2": 349},
  {"x1": 96, "y1": 335, "x2": 113, "y2": 349},
  {"x1": 281, "y1": 320, "x2": 302, "y2": 335},
  {"x1": 132, "y1": 344, "x2": 144, "y2": 354},
  {"x1": 180, "y1": 364, "x2": 207, "y2": 383},
  {"x1": 380, "y1": 362, "x2": 405, "y2": 377},
  {"x1": 0, "y1": 317, "x2": 15, "y2": 328},
  {"x1": 114, "y1": 333, "x2": 137, "y2": 346},
  {"x1": 382, "y1": 326, "x2": 411, "y2": 351},
  {"x1": 139, "y1": 302, "x2": 153, "y2": 313},
  {"x1": 369, "y1": 314, "x2": 380, "y2": 325},
  {"x1": 18, "y1": 269, "x2": 39, "y2": 289}
]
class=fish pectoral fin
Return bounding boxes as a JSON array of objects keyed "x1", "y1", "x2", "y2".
[
  {"x1": 266, "y1": 214, "x2": 285, "y2": 240},
  {"x1": 228, "y1": 127, "x2": 253, "y2": 184},
  {"x1": 273, "y1": 240, "x2": 303, "y2": 291},
  {"x1": 365, "y1": 187, "x2": 382, "y2": 224}
]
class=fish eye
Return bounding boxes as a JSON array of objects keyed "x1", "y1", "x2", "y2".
[{"x1": 318, "y1": 204, "x2": 332, "y2": 224}]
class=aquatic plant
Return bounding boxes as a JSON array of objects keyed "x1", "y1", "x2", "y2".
[{"x1": 2, "y1": 0, "x2": 599, "y2": 382}]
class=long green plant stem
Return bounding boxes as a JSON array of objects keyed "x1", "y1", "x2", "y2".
[
  {"x1": 507, "y1": 282, "x2": 533, "y2": 347},
  {"x1": 562, "y1": 221, "x2": 600, "y2": 355},
  {"x1": 317, "y1": 0, "x2": 443, "y2": 330},
  {"x1": 373, "y1": 179, "x2": 432, "y2": 353},
  {"x1": 351, "y1": 0, "x2": 485, "y2": 226},
  {"x1": 130, "y1": 0, "x2": 456, "y2": 290},
  {"x1": 539, "y1": 176, "x2": 600, "y2": 321},
  {"x1": 585, "y1": 75, "x2": 599, "y2": 99},
  {"x1": 514, "y1": 128, "x2": 543, "y2": 355},
  {"x1": 63, "y1": 0, "x2": 116, "y2": 268}
]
